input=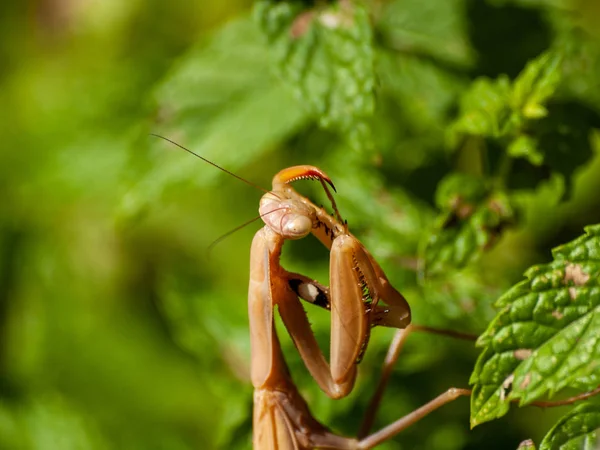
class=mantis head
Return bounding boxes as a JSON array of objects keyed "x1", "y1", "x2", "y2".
[{"x1": 259, "y1": 165, "x2": 336, "y2": 240}]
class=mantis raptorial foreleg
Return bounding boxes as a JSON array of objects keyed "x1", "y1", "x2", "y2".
[{"x1": 249, "y1": 225, "x2": 358, "y2": 449}]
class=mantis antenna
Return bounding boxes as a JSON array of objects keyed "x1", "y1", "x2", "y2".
[
  {"x1": 150, "y1": 134, "x2": 296, "y2": 252},
  {"x1": 150, "y1": 135, "x2": 344, "y2": 252},
  {"x1": 207, "y1": 207, "x2": 288, "y2": 254},
  {"x1": 149, "y1": 134, "x2": 275, "y2": 196}
]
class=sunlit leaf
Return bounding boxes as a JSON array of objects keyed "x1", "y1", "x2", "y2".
[
  {"x1": 450, "y1": 50, "x2": 567, "y2": 167},
  {"x1": 470, "y1": 225, "x2": 600, "y2": 427},
  {"x1": 511, "y1": 50, "x2": 562, "y2": 120},
  {"x1": 255, "y1": 0, "x2": 376, "y2": 150},
  {"x1": 508, "y1": 134, "x2": 544, "y2": 166}
]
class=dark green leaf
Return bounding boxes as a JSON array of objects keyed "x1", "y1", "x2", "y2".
[
  {"x1": 470, "y1": 225, "x2": 600, "y2": 427},
  {"x1": 561, "y1": 33, "x2": 600, "y2": 111},
  {"x1": 540, "y1": 403, "x2": 600, "y2": 450},
  {"x1": 421, "y1": 173, "x2": 516, "y2": 276},
  {"x1": 505, "y1": 102, "x2": 599, "y2": 196},
  {"x1": 255, "y1": 0, "x2": 376, "y2": 149},
  {"x1": 529, "y1": 102, "x2": 599, "y2": 198}
]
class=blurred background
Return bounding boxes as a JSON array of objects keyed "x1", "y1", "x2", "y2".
[{"x1": 0, "y1": 1, "x2": 599, "y2": 449}]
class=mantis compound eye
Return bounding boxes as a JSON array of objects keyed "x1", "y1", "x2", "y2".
[
  {"x1": 281, "y1": 214, "x2": 312, "y2": 239},
  {"x1": 259, "y1": 193, "x2": 316, "y2": 239}
]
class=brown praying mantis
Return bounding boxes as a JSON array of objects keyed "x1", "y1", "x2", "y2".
[
  {"x1": 249, "y1": 165, "x2": 471, "y2": 449},
  {"x1": 152, "y1": 135, "x2": 472, "y2": 447},
  {"x1": 152, "y1": 135, "x2": 600, "y2": 449}
]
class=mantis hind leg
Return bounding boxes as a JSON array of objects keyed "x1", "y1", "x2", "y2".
[
  {"x1": 357, "y1": 325, "x2": 476, "y2": 445},
  {"x1": 358, "y1": 326, "x2": 413, "y2": 439},
  {"x1": 357, "y1": 387, "x2": 471, "y2": 449}
]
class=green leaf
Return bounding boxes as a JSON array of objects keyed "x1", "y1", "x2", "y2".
[
  {"x1": 120, "y1": 18, "x2": 310, "y2": 217},
  {"x1": 511, "y1": 50, "x2": 562, "y2": 120},
  {"x1": 421, "y1": 173, "x2": 516, "y2": 276},
  {"x1": 470, "y1": 225, "x2": 600, "y2": 427},
  {"x1": 450, "y1": 50, "x2": 565, "y2": 167},
  {"x1": 540, "y1": 403, "x2": 600, "y2": 450},
  {"x1": 506, "y1": 102, "x2": 599, "y2": 197},
  {"x1": 529, "y1": 102, "x2": 599, "y2": 199},
  {"x1": 434, "y1": 173, "x2": 489, "y2": 209},
  {"x1": 449, "y1": 76, "x2": 513, "y2": 142},
  {"x1": 255, "y1": 0, "x2": 376, "y2": 150},
  {"x1": 376, "y1": 0, "x2": 475, "y2": 68},
  {"x1": 561, "y1": 33, "x2": 600, "y2": 111},
  {"x1": 508, "y1": 134, "x2": 544, "y2": 166},
  {"x1": 0, "y1": 395, "x2": 109, "y2": 450},
  {"x1": 450, "y1": 50, "x2": 562, "y2": 145},
  {"x1": 377, "y1": 50, "x2": 464, "y2": 135}
]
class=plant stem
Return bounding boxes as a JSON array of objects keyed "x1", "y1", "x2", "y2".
[{"x1": 495, "y1": 152, "x2": 514, "y2": 189}]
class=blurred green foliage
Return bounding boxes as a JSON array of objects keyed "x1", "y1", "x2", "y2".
[{"x1": 1, "y1": 1, "x2": 600, "y2": 449}]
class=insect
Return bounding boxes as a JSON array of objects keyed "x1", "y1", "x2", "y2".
[
  {"x1": 249, "y1": 164, "x2": 470, "y2": 449},
  {"x1": 153, "y1": 135, "x2": 600, "y2": 449},
  {"x1": 151, "y1": 136, "x2": 471, "y2": 447}
]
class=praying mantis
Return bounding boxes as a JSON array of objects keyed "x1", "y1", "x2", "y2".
[
  {"x1": 152, "y1": 134, "x2": 472, "y2": 447},
  {"x1": 152, "y1": 135, "x2": 600, "y2": 449},
  {"x1": 249, "y1": 164, "x2": 470, "y2": 449}
]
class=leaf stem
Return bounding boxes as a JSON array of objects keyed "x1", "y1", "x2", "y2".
[{"x1": 527, "y1": 385, "x2": 600, "y2": 408}]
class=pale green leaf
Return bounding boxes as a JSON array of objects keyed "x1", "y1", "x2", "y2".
[
  {"x1": 508, "y1": 134, "x2": 544, "y2": 166},
  {"x1": 120, "y1": 18, "x2": 310, "y2": 217},
  {"x1": 378, "y1": 51, "x2": 464, "y2": 134},
  {"x1": 377, "y1": 0, "x2": 475, "y2": 67},
  {"x1": 449, "y1": 50, "x2": 565, "y2": 168},
  {"x1": 511, "y1": 50, "x2": 563, "y2": 120},
  {"x1": 255, "y1": 0, "x2": 376, "y2": 150}
]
